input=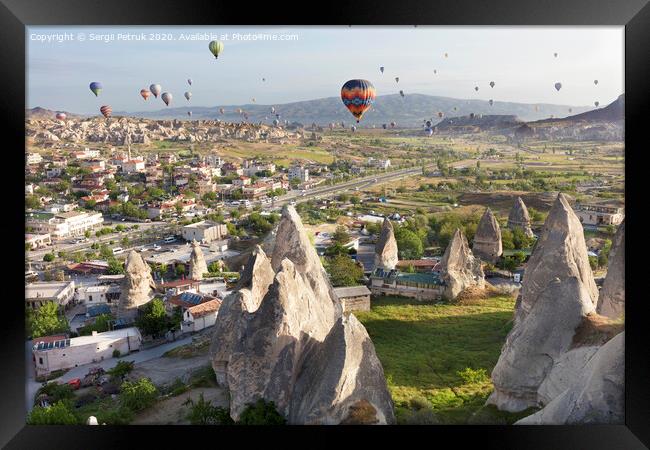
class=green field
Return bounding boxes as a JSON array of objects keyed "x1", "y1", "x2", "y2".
[{"x1": 356, "y1": 295, "x2": 535, "y2": 424}]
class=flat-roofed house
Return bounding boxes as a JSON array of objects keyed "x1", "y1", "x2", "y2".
[
  {"x1": 25, "y1": 281, "x2": 76, "y2": 310},
  {"x1": 181, "y1": 220, "x2": 228, "y2": 243},
  {"x1": 369, "y1": 268, "x2": 445, "y2": 301},
  {"x1": 333, "y1": 285, "x2": 371, "y2": 313},
  {"x1": 32, "y1": 327, "x2": 142, "y2": 376},
  {"x1": 574, "y1": 203, "x2": 624, "y2": 227}
]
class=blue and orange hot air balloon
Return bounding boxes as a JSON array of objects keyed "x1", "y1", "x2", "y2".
[{"x1": 341, "y1": 79, "x2": 376, "y2": 123}]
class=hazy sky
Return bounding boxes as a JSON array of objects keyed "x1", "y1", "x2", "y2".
[{"x1": 27, "y1": 26, "x2": 624, "y2": 115}]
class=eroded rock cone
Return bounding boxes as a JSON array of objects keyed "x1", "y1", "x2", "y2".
[
  {"x1": 188, "y1": 240, "x2": 208, "y2": 281},
  {"x1": 472, "y1": 207, "x2": 502, "y2": 264},
  {"x1": 597, "y1": 220, "x2": 625, "y2": 319},
  {"x1": 440, "y1": 228, "x2": 485, "y2": 300},
  {"x1": 514, "y1": 193, "x2": 598, "y2": 324},
  {"x1": 508, "y1": 196, "x2": 534, "y2": 238},
  {"x1": 487, "y1": 193, "x2": 599, "y2": 413},
  {"x1": 209, "y1": 206, "x2": 393, "y2": 424},
  {"x1": 374, "y1": 218, "x2": 399, "y2": 270},
  {"x1": 515, "y1": 332, "x2": 624, "y2": 425},
  {"x1": 117, "y1": 250, "x2": 155, "y2": 321}
]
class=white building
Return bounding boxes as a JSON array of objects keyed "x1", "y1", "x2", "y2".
[
  {"x1": 26, "y1": 210, "x2": 103, "y2": 240},
  {"x1": 122, "y1": 158, "x2": 146, "y2": 174},
  {"x1": 75, "y1": 284, "x2": 121, "y2": 306},
  {"x1": 289, "y1": 165, "x2": 309, "y2": 182},
  {"x1": 26, "y1": 233, "x2": 51, "y2": 249},
  {"x1": 32, "y1": 328, "x2": 142, "y2": 376},
  {"x1": 180, "y1": 299, "x2": 221, "y2": 333},
  {"x1": 574, "y1": 204, "x2": 624, "y2": 227},
  {"x1": 367, "y1": 158, "x2": 391, "y2": 170},
  {"x1": 205, "y1": 154, "x2": 222, "y2": 167},
  {"x1": 26, "y1": 153, "x2": 43, "y2": 165},
  {"x1": 181, "y1": 221, "x2": 228, "y2": 243},
  {"x1": 25, "y1": 184, "x2": 35, "y2": 195},
  {"x1": 25, "y1": 281, "x2": 76, "y2": 310}
]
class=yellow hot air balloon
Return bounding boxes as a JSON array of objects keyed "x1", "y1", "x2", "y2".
[{"x1": 209, "y1": 40, "x2": 224, "y2": 59}]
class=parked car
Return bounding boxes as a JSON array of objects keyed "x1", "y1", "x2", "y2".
[{"x1": 66, "y1": 378, "x2": 81, "y2": 390}]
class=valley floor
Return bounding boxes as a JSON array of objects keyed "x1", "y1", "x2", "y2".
[{"x1": 356, "y1": 295, "x2": 536, "y2": 424}]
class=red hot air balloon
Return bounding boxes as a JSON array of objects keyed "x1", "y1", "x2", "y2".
[
  {"x1": 100, "y1": 105, "x2": 112, "y2": 118},
  {"x1": 341, "y1": 79, "x2": 376, "y2": 123},
  {"x1": 140, "y1": 89, "x2": 151, "y2": 100},
  {"x1": 55, "y1": 112, "x2": 66, "y2": 121}
]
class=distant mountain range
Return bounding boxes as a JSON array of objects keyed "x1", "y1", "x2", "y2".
[
  {"x1": 531, "y1": 94, "x2": 624, "y2": 124},
  {"x1": 28, "y1": 93, "x2": 610, "y2": 126}
]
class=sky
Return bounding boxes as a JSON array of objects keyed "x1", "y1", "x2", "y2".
[{"x1": 27, "y1": 26, "x2": 624, "y2": 115}]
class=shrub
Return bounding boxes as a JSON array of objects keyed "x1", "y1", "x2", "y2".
[
  {"x1": 119, "y1": 378, "x2": 158, "y2": 411},
  {"x1": 108, "y1": 360, "x2": 134, "y2": 380},
  {"x1": 408, "y1": 396, "x2": 431, "y2": 411},
  {"x1": 184, "y1": 394, "x2": 234, "y2": 425},
  {"x1": 112, "y1": 349, "x2": 121, "y2": 358},
  {"x1": 237, "y1": 399, "x2": 286, "y2": 425},
  {"x1": 27, "y1": 401, "x2": 79, "y2": 425},
  {"x1": 43, "y1": 253, "x2": 55, "y2": 262},
  {"x1": 457, "y1": 367, "x2": 489, "y2": 384},
  {"x1": 36, "y1": 382, "x2": 75, "y2": 405}
]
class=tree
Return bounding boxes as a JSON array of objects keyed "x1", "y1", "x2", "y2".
[
  {"x1": 27, "y1": 302, "x2": 70, "y2": 338},
  {"x1": 394, "y1": 227, "x2": 424, "y2": 259},
  {"x1": 135, "y1": 298, "x2": 170, "y2": 337},
  {"x1": 332, "y1": 226, "x2": 351, "y2": 245},
  {"x1": 176, "y1": 264, "x2": 186, "y2": 277},
  {"x1": 27, "y1": 401, "x2": 78, "y2": 425},
  {"x1": 237, "y1": 399, "x2": 286, "y2": 425},
  {"x1": 326, "y1": 255, "x2": 363, "y2": 287},
  {"x1": 107, "y1": 258, "x2": 125, "y2": 275},
  {"x1": 43, "y1": 253, "x2": 55, "y2": 262},
  {"x1": 598, "y1": 239, "x2": 613, "y2": 267},
  {"x1": 25, "y1": 195, "x2": 41, "y2": 210},
  {"x1": 77, "y1": 313, "x2": 112, "y2": 336},
  {"x1": 501, "y1": 229, "x2": 515, "y2": 250},
  {"x1": 120, "y1": 378, "x2": 158, "y2": 412},
  {"x1": 184, "y1": 394, "x2": 234, "y2": 425},
  {"x1": 512, "y1": 227, "x2": 534, "y2": 250},
  {"x1": 107, "y1": 360, "x2": 134, "y2": 381}
]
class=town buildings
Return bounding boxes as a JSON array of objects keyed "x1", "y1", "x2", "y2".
[
  {"x1": 26, "y1": 210, "x2": 104, "y2": 240},
  {"x1": 180, "y1": 299, "x2": 222, "y2": 333},
  {"x1": 25, "y1": 281, "x2": 76, "y2": 310},
  {"x1": 574, "y1": 203, "x2": 624, "y2": 227},
  {"x1": 181, "y1": 220, "x2": 228, "y2": 243},
  {"x1": 289, "y1": 165, "x2": 309, "y2": 182},
  {"x1": 369, "y1": 268, "x2": 445, "y2": 301},
  {"x1": 333, "y1": 286, "x2": 371, "y2": 312}
]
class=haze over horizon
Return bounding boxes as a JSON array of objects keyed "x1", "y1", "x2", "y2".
[{"x1": 27, "y1": 26, "x2": 624, "y2": 115}]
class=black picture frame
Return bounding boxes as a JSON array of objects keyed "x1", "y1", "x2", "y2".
[{"x1": 2, "y1": 0, "x2": 648, "y2": 448}]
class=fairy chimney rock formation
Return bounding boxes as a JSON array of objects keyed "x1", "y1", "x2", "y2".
[
  {"x1": 487, "y1": 193, "x2": 599, "y2": 413},
  {"x1": 472, "y1": 207, "x2": 503, "y2": 263},
  {"x1": 188, "y1": 240, "x2": 209, "y2": 281},
  {"x1": 597, "y1": 220, "x2": 625, "y2": 319},
  {"x1": 117, "y1": 250, "x2": 156, "y2": 321},
  {"x1": 210, "y1": 205, "x2": 394, "y2": 424},
  {"x1": 440, "y1": 228, "x2": 485, "y2": 300},
  {"x1": 515, "y1": 332, "x2": 624, "y2": 425},
  {"x1": 374, "y1": 218, "x2": 399, "y2": 270},
  {"x1": 508, "y1": 196, "x2": 534, "y2": 238}
]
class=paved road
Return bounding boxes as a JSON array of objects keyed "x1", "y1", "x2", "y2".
[{"x1": 25, "y1": 336, "x2": 192, "y2": 413}]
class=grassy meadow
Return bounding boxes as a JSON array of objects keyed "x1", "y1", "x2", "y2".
[{"x1": 355, "y1": 295, "x2": 537, "y2": 424}]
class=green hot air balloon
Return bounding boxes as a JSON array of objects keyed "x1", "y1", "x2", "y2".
[
  {"x1": 209, "y1": 40, "x2": 224, "y2": 59},
  {"x1": 89, "y1": 82, "x2": 103, "y2": 97}
]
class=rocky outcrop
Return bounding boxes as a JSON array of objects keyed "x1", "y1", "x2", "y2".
[
  {"x1": 597, "y1": 220, "x2": 625, "y2": 319},
  {"x1": 374, "y1": 218, "x2": 399, "y2": 270},
  {"x1": 472, "y1": 208, "x2": 502, "y2": 263},
  {"x1": 514, "y1": 193, "x2": 598, "y2": 325},
  {"x1": 507, "y1": 197, "x2": 534, "y2": 238},
  {"x1": 516, "y1": 332, "x2": 624, "y2": 425},
  {"x1": 440, "y1": 228, "x2": 485, "y2": 300},
  {"x1": 188, "y1": 240, "x2": 208, "y2": 281},
  {"x1": 487, "y1": 193, "x2": 599, "y2": 412},
  {"x1": 117, "y1": 251, "x2": 156, "y2": 322},
  {"x1": 210, "y1": 206, "x2": 394, "y2": 424}
]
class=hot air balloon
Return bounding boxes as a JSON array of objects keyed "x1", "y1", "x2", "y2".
[
  {"x1": 554, "y1": 52, "x2": 558, "y2": 58},
  {"x1": 219, "y1": 107, "x2": 225, "y2": 114},
  {"x1": 474, "y1": 86, "x2": 479, "y2": 92},
  {"x1": 469, "y1": 113, "x2": 475, "y2": 119},
  {"x1": 251, "y1": 98, "x2": 256, "y2": 103},
  {"x1": 243, "y1": 112, "x2": 249, "y2": 120},
  {"x1": 276, "y1": 114, "x2": 280, "y2": 119},
  {"x1": 425, "y1": 120, "x2": 432, "y2": 128},
  {"x1": 55, "y1": 112, "x2": 66, "y2": 121},
  {"x1": 489, "y1": 99, "x2": 494, "y2": 106},
  {"x1": 380, "y1": 66, "x2": 384, "y2": 74},
  {"x1": 395, "y1": 77, "x2": 399, "y2": 83},
  {"x1": 187, "y1": 111, "x2": 192, "y2": 117},
  {"x1": 184, "y1": 91, "x2": 192, "y2": 101},
  {"x1": 140, "y1": 89, "x2": 151, "y2": 100},
  {"x1": 262, "y1": 78, "x2": 266, "y2": 82},
  {"x1": 390, "y1": 121, "x2": 396, "y2": 128},
  {"x1": 351, "y1": 125, "x2": 357, "y2": 132},
  {"x1": 382, "y1": 124, "x2": 387, "y2": 129},
  {"x1": 594, "y1": 101, "x2": 599, "y2": 107},
  {"x1": 341, "y1": 122, "x2": 345, "y2": 128},
  {"x1": 237, "y1": 108, "x2": 243, "y2": 115},
  {"x1": 273, "y1": 119, "x2": 279, "y2": 126},
  {"x1": 399, "y1": 90, "x2": 405, "y2": 97},
  {"x1": 535, "y1": 105, "x2": 539, "y2": 111},
  {"x1": 209, "y1": 40, "x2": 224, "y2": 59},
  {"x1": 340, "y1": 79, "x2": 376, "y2": 123},
  {"x1": 594, "y1": 79, "x2": 599, "y2": 85},
  {"x1": 329, "y1": 123, "x2": 335, "y2": 130},
  {"x1": 425, "y1": 127, "x2": 433, "y2": 137},
  {"x1": 568, "y1": 108, "x2": 572, "y2": 113},
  {"x1": 444, "y1": 53, "x2": 448, "y2": 58},
  {"x1": 187, "y1": 78, "x2": 192, "y2": 85},
  {"x1": 554, "y1": 82, "x2": 562, "y2": 91},
  {"x1": 150, "y1": 84, "x2": 162, "y2": 98},
  {"x1": 434, "y1": 69, "x2": 437, "y2": 74},
  {"x1": 453, "y1": 106, "x2": 457, "y2": 111},
  {"x1": 100, "y1": 105, "x2": 112, "y2": 118},
  {"x1": 161, "y1": 92, "x2": 172, "y2": 106},
  {"x1": 270, "y1": 106, "x2": 275, "y2": 114},
  {"x1": 89, "y1": 82, "x2": 103, "y2": 97},
  {"x1": 490, "y1": 81, "x2": 495, "y2": 88}
]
